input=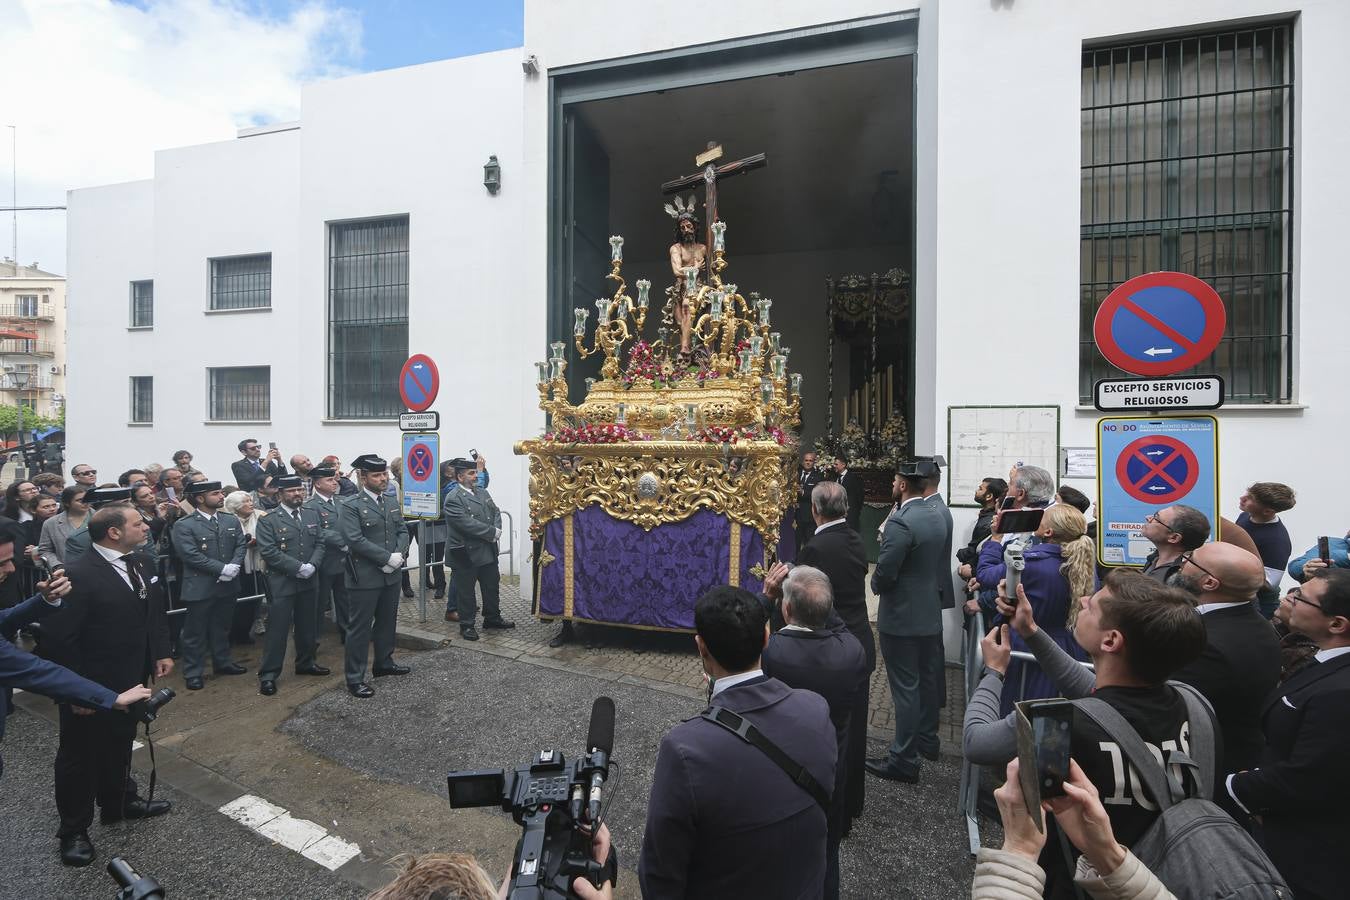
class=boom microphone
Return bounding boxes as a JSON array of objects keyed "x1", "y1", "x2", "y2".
[{"x1": 585, "y1": 696, "x2": 615, "y2": 824}]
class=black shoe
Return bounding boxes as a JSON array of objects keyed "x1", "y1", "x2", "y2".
[
  {"x1": 185, "y1": 677, "x2": 204, "y2": 691},
  {"x1": 548, "y1": 622, "x2": 575, "y2": 649},
  {"x1": 348, "y1": 682, "x2": 375, "y2": 698},
  {"x1": 402, "y1": 588, "x2": 415, "y2": 599},
  {"x1": 101, "y1": 797, "x2": 170, "y2": 824},
  {"x1": 215, "y1": 663, "x2": 248, "y2": 676},
  {"x1": 295, "y1": 665, "x2": 330, "y2": 676},
  {"x1": 259, "y1": 680, "x2": 277, "y2": 696},
  {"x1": 372, "y1": 663, "x2": 410, "y2": 677},
  {"x1": 432, "y1": 588, "x2": 445, "y2": 600},
  {"x1": 920, "y1": 745, "x2": 941, "y2": 762},
  {"x1": 482, "y1": 617, "x2": 516, "y2": 629},
  {"x1": 864, "y1": 757, "x2": 920, "y2": 784},
  {"x1": 59, "y1": 832, "x2": 95, "y2": 867},
  {"x1": 460, "y1": 626, "x2": 480, "y2": 642}
]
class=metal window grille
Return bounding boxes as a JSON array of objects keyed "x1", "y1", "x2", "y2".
[
  {"x1": 327, "y1": 216, "x2": 408, "y2": 419},
  {"x1": 210, "y1": 254, "x2": 272, "y2": 310},
  {"x1": 208, "y1": 366, "x2": 270, "y2": 421},
  {"x1": 1080, "y1": 25, "x2": 1294, "y2": 403},
  {"x1": 130, "y1": 280, "x2": 154, "y2": 327},
  {"x1": 130, "y1": 376, "x2": 153, "y2": 423}
]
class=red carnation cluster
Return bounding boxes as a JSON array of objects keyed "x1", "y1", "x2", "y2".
[
  {"x1": 693, "y1": 424, "x2": 792, "y2": 446},
  {"x1": 544, "y1": 423, "x2": 646, "y2": 444}
]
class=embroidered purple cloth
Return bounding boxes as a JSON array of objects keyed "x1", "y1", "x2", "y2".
[{"x1": 538, "y1": 505, "x2": 766, "y2": 630}]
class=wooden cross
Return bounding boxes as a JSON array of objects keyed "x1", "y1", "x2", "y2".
[{"x1": 661, "y1": 141, "x2": 767, "y2": 279}]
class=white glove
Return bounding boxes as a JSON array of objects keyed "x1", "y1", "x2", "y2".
[
  {"x1": 493, "y1": 528, "x2": 502, "y2": 542},
  {"x1": 387, "y1": 553, "x2": 404, "y2": 571},
  {"x1": 380, "y1": 563, "x2": 395, "y2": 574},
  {"x1": 220, "y1": 563, "x2": 241, "y2": 580},
  {"x1": 297, "y1": 563, "x2": 315, "y2": 579}
]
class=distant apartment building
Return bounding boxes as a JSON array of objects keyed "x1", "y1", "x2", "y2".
[{"x1": 0, "y1": 259, "x2": 68, "y2": 420}]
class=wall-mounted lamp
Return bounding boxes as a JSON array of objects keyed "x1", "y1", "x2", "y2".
[
  {"x1": 483, "y1": 155, "x2": 501, "y2": 195},
  {"x1": 522, "y1": 54, "x2": 539, "y2": 76}
]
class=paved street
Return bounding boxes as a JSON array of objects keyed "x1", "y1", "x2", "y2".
[{"x1": 3, "y1": 578, "x2": 995, "y2": 898}]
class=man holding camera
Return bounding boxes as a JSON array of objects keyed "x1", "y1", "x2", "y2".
[
  {"x1": 231, "y1": 438, "x2": 287, "y2": 493},
  {"x1": 41, "y1": 502, "x2": 173, "y2": 867},
  {"x1": 171, "y1": 480, "x2": 248, "y2": 691}
]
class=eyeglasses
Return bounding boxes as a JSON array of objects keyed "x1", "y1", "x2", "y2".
[
  {"x1": 1178, "y1": 552, "x2": 1220, "y2": 585},
  {"x1": 1145, "y1": 512, "x2": 1181, "y2": 535},
  {"x1": 73, "y1": 469, "x2": 96, "y2": 477},
  {"x1": 1285, "y1": 588, "x2": 1326, "y2": 612}
]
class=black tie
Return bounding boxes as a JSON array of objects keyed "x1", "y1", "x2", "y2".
[
  {"x1": 293, "y1": 509, "x2": 302, "y2": 524},
  {"x1": 120, "y1": 554, "x2": 145, "y2": 595}
]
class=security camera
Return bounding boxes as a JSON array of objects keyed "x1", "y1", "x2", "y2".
[{"x1": 522, "y1": 54, "x2": 539, "y2": 76}]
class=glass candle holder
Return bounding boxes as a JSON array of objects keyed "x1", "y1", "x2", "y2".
[
  {"x1": 738, "y1": 349, "x2": 752, "y2": 375},
  {"x1": 615, "y1": 402, "x2": 627, "y2": 425},
  {"x1": 723, "y1": 283, "x2": 738, "y2": 301},
  {"x1": 780, "y1": 346, "x2": 791, "y2": 363},
  {"x1": 550, "y1": 341, "x2": 565, "y2": 361},
  {"x1": 683, "y1": 266, "x2": 698, "y2": 293},
  {"x1": 549, "y1": 358, "x2": 564, "y2": 381},
  {"x1": 684, "y1": 402, "x2": 698, "y2": 427},
  {"x1": 769, "y1": 331, "x2": 781, "y2": 352},
  {"x1": 574, "y1": 307, "x2": 588, "y2": 336},
  {"x1": 760, "y1": 378, "x2": 774, "y2": 405},
  {"x1": 595, "y1": 297, "x2": 610, "y2": 326},
  {"x1": 635, "y1": 279, "x2": 650, "y2": 309},
  {"x1": 711, "y1": 220, "x2": 726, "y2": 252},
  {"x1": 535, "y1": 362, "x2": 549, "y2": 385},
  {"x1": 584, "y1": 377, "x2": 596, "y2": 393},
  {"x1": 771, "y1": 354, "x2": 787, "y2": 380},
  {"x1": 749, "y1": 335, "x2": 764, "y2": 357},
  {"x1": 790, "y1": 373, "x2": 802, "y2": 395},
  {"x1": 757, "y1": 297, "x2": 773, "y2": 326},
  {"x1": 657, "y1": 326, "x2": 669, "y2": 346},
  {"x1": 709, "y1": 291, "x2": 724, "y2": 320},
  {"x1": 609, "y1": 235, "x2": 624, "y2": 262}
]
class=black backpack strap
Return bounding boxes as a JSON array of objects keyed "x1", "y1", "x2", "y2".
[
  {"x1": 1072, "y1": 697, "x2": 1187, "y2": 809},
  {"x1": 701, "y1": 706, "x2": 830, "y2": 813},
  {"x1": 1166, "y1": 680, "x2": 1217, "y2": 800}
]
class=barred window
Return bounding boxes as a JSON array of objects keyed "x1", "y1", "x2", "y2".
[
  {"x1": 1080, "y1": 25, "x2": 1294, "y2": 403},
  {"x1": 210, "y1": 253, "x2": 272, "y2": 310},
  {"x1": 208, "y1": 366, "x2": 270, "y2": 422},
  {"x1": 130, "y1": 376, "x2": 153, "y2": 424},
  {"x1": 130, "y1": 280, "x2": 154, "y2": 327},
  {"x1": 328, "y1": 217, "x2": 408, "y2": 419}
]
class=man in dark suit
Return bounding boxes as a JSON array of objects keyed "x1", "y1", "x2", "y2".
[
  {"x1": 230, "y1": 437, "x2": 287, "y2": 493},
  {"x1": 867, "y1": 460, "x2": 948, "y2": 783},
  {"x1": 170, "y1": 480, "x2": 247, "y2": 690},
  {"x1": 255, "y1": 476, "x2": 330, "y2": 695},
  {"x1": 762, "y1": 567, "x2": 867, "y2": 900},
  {"x1": 339, "y1": 454, "x2": 411, "y2": 698},
  {"x1": 1227, "y1": 569, "x2": 1350, "y2": 900},
  {"x1": 831, "y1": 454, "x2": 865, "y2": 533},
  {"x1": 794, "y1": 451, "x2": 825, "y2": 554},
  {"x1": 639, "y1": 585, "x2": 836, "y2": 900},
  {"x1": 42, "y1": 503, "x2": 173, "y2": 867},
  {"x1": 0, "y1": 535, "x2": 152, "y2": 780},
  {"x1": 1167, "y1": 541, "x2": 1281, "y2": 807},
  {"x1": 797, "y1": 480, "x2": 873, "y2": 829},
  {"x1": 442, "y1": 457, "x2": 514, "y2": 642}
]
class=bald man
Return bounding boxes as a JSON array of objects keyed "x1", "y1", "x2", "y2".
[{"x1": 1168, "y1": 542, "x2": 1281, "y2": 808}]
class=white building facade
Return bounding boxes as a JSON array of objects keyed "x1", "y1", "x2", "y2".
[
  {"x1": 68, "y1": 1, "x2": 1349, "y2": 632},
  {"x1": 0, "y1": 260, "x2": 68, "y2": 421}
]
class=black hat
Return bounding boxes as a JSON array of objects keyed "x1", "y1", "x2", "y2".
[
  {"x1": 186, "y1": 480, "x2": 223, "y2": 496},
  {"x1": 897, "y1": 459, "x2": 939, "y2": 478},
  {"x1": 308, "y1": 465, "x2": 337, "y2": 479},
  {"x1": 273, "y1": 475, "x2": 304, "y2": 490},
  {"x1": 85, "y1": 486, "x2": 132, "y2": 508},
  {"x1": 448, "y1": 457, "x2": 476, "y2": 472},
  {"x1": 350, "y1": 454, "x2": 387, "y2": 473}
]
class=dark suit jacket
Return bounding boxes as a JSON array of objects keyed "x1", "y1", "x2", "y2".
[
  {"x1": 799, "y1": 523, "x2": 874, "y2": 671},
  {"x1": 794, "y1": 468, "x2": 825, "y2": 533},
  {"x1": 230, "y1": 457, "x2": 287, "y2": 493},
  {"x1": 835, "y1": 470, "x2": 865, "y2": 533},
  {"x1": 871, "y1": 498, "x2": 947, "y2": 637},
  {"x1": 639, "y1": 675, "x2": 836, "y2": 900},
  {"x1": 1171, "y1": 602, "x2": 1281, "y2": 777},
  {"x1": 762, "y1": 625, "x2": 869, "y2": 837},
  {"x1": 41, "y1": 549, "x2": 171, "y2": 694},
  {"x1": 2, "y1": 594, "x2": 116, "y2": 743},
  {"x1": 1229, "y1": 651, "x2": 1350, "y2": 900}
]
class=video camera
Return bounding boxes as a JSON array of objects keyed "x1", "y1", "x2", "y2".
[
  {"x1": 107, "y1": 856, "x2": 164, "y2": 899},
  {"x1": 133, "y1": 688, "x2": 175, "y2": 725},
  {"x1": 446, "y1": 697, "x2": 619, "y2": 900}
]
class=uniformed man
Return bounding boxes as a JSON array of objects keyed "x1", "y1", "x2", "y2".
[
  {"x1": 255, "y1": 475, "x2": 330, "y2": 695},
  {"x1": 340, "y1": 454, "x2": 411, "y2": 698},
  {"x1": 443, "y1": 456, "x2": 515, "y2": 642},
  {"x1": 170, "y1": 480, "x2": 247, "y2": 691},
  {"x1": 60, "y1": 487, "x2": 134, "y2": 567},
  {"x1": 304, "y1": 465, "x2": 350, "y2": 642}
]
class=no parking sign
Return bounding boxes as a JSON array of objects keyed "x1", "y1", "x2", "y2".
[
  {"x1": 401, "y1": 432, "x2": 441, "y2": 518},
  {"x1": 1096, "y1": 416, "x2": 1219, "y2": 567}
]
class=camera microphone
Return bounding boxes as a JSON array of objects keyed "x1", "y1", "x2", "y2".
[{"x1": 585, "y1": 696, "x2": 615, "y2": 824}]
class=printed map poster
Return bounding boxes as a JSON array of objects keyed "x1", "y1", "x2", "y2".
[{"x1": 947, "y1": 406, "x2": 1060, "y2": 508}]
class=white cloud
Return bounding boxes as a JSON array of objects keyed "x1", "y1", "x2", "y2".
[{"x1": 0, "y1": 0, "x2": 362, "y2": 274}]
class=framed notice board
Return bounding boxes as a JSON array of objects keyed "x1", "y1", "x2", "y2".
[{"x1": 947, "y1": 405, "x2": 1060, "y2": 507}]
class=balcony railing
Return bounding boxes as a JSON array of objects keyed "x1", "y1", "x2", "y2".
[
  {"x1": 0, "y1": 375, "x2": 54, "y2": 390},
  {"x1": 0, "y1": 304, "x2": 55, "y2": 321},
  {"x1": 0, "y1": 340, "x2": 55, "y2": 356}
]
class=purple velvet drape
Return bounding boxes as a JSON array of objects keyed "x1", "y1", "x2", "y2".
[{"x1": 538, "y1": 505, "x2": 767, "y2": 630}]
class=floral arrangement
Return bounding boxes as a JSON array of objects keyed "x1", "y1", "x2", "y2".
[
  {"x1": 694, "y1": 424, "x2": 793, "y2": 446},
  {"x1": 621, "y1": 339, "x2": 722, "y2": 387},
  {"x1": 543, "y1": 423, "x2": 647, "y2": 444}
]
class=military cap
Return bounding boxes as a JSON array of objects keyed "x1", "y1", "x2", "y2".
[
  {"x1": 350, "y1": 454, "x2": 387, "y2": 473},
  {"x1": 84, "y1": 486, "x2": 133, "y2": 507},
  {"x1": 273, "y1": 475, "x2": 304, "y2": 490},
  {"x1": 185, "y1": 480, "x2": 223, "y2": 496},
  {"x1": 308, "y1": 465, "x2": 337, "y2": 479},
  {"x1": 897, "y1": 458, "x2": 939, "y2": 478},
  {"x1": 448, "y1": 457, "x2": 477, "y2": 472}
]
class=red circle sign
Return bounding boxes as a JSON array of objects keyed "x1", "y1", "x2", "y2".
[
  {"x1": 399, "y1": 354, "x2": 439, "y2": 412},
  {"x1": 1114, "y1": 435, "x2": 1200, "y2": 504},
  {"x1": 1093, "y1": 272, "x2": 1226, "y2": 377},
  {"x1": 406, "y1": 443, "x2": 434, "y2": 482}
]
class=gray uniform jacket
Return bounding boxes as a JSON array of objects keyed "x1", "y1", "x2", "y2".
[
  {"x1": 339, "y1": 490, "x2": 410, "y2": 588},
  {"x1": 925, "y1": 493, "x2": 957, "y2": 610},
  {"x1": 303, "y1": 493, "x2": 349, "y2": 575},
  {"x1": 870, "y1": 497, "x2": 947, "y2": 637},
  {"x1": 256, "y1": 507, "x2": 327, "y2": 598},
  {"x1": 171, "y1": 511, "x2": 247, "y2": 602},
  {"x1": 442, "y1": 487, "x2": 501, "y2": 568}
]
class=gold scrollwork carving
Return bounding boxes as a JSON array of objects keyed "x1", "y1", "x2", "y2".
[{"x1": 538, "y1": 549, "x2": 556, "y2": 568}]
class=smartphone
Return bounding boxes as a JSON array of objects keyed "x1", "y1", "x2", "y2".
[
  {"x1": 165, "y1": 486, "x2": 177, "y2": 501},
  {"x1": 1029, "y1": 701, "x2": 1073, "y2": 799},
  {"x1": 1000, "y1": 496, "x2": 1016, "y2": 511},
  {"x1": 1319, "y1": 536, "x2": 1332, "y2": 564},
  {"x1": 268, "y1": 441, "x2": 277, "y2": 451},
  {"x1": 470, "y1": 449, "x2": 478, "y2": 460},
  {"x1": 997, "y1": 508, "x2": 1045, "y2": 534}
]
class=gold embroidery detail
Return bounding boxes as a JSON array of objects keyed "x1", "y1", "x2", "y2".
[
  {"x1": 748, "y1": 564, "x2": 767, "y2": 580},
  {"x1": 728, "y1": 523, "x2": 741, "y2": 587},
  {"x1": 538, "y1": 548, "x2": 556, "y2": 568},
  {"x1": 563, "y1": 513, "x2": 575, "y2": 618}
]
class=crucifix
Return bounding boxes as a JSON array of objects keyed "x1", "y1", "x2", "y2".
[{"x1": 661, "y1": 141, "x2": 767, "y2": 281}]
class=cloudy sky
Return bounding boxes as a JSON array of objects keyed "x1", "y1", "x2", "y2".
[{"x1": 0, "y1": 0, "x2": 523, "y2": 274}]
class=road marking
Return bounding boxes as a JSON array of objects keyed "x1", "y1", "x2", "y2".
[{"x1": 219, "y1": 793, "x2": 361, "y2": 871}]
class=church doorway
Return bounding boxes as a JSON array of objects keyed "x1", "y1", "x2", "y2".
[{"x1": 548, "y1": 16, "x2": 917, "y2": 463}]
